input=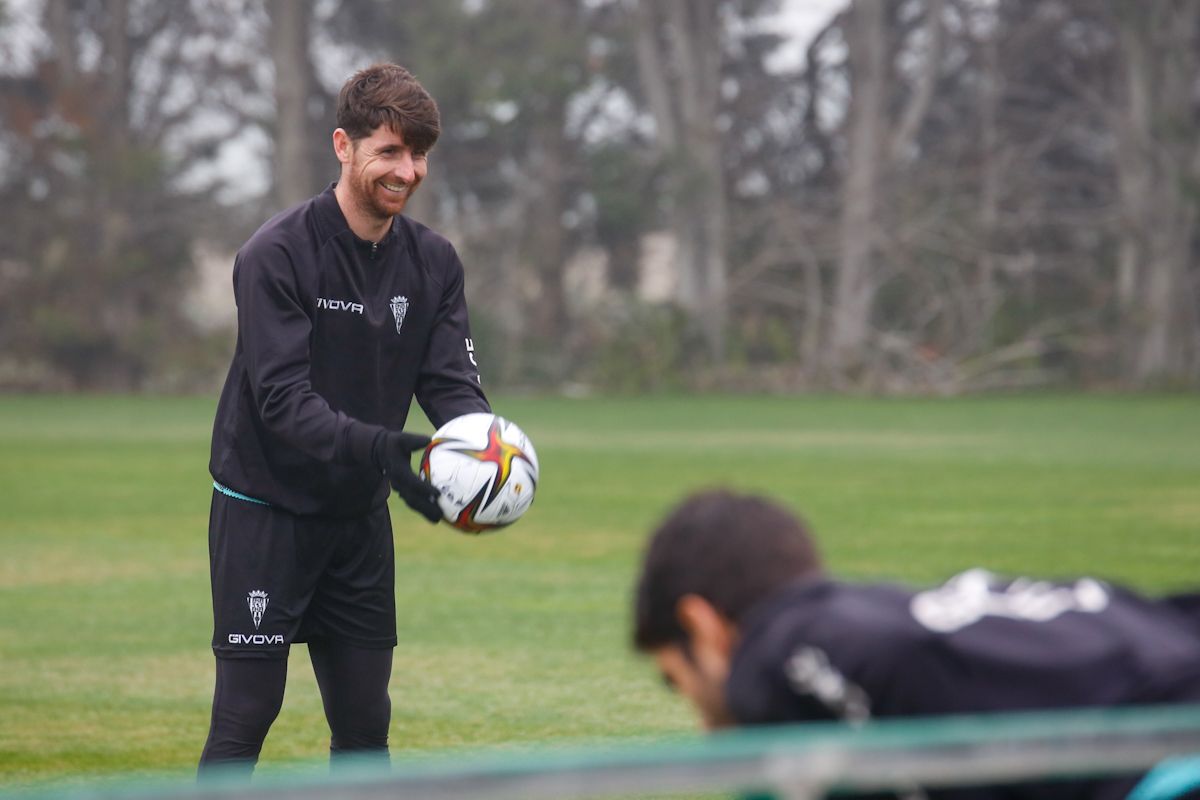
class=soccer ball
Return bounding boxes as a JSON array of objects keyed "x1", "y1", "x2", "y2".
[{"x1": 419, "y1": 412, "x2": 539, "y2": 533}]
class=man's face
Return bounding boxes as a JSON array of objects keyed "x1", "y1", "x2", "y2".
[
  {"x1": 337, "y1": 125, "x2": 428, "y2": 221},
  {"x1": 653, "y1": 640, "x2": 736, "y2": 731}
]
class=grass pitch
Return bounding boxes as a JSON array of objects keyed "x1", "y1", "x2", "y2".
[{"x1": 0, "y1": 393, "x2": 1197, "y2": 789}]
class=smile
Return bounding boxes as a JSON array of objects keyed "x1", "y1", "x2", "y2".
[{"x1": 381, "y1": 182, "x2": 408, "y2": 194}]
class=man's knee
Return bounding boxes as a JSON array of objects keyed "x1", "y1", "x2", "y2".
[
  {"x1": 329, "y1": 688, "x2": 390, "y2": 752},
  {"x1": 200, "y1": 657, "x2": 288, "y2": 769},
  {"x1": 227, "y1": 679, "x2": 285, "y2": 741}
]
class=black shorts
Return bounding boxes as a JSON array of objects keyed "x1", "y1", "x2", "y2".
[{"x1": 208, "y1": 489, "x2": 397, "y2": 659}]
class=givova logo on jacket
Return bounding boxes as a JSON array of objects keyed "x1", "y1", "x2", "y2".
[{"x1": 316, "y1": 297, "x2": 364, "y2": 314}]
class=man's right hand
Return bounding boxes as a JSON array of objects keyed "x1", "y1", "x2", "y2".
[{"x1": 372, "y1": 431, "x2": 443, "y2": 524}]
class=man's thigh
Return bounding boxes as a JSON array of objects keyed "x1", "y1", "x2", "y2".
[
  {"x1": 208, "y1": 491, "x2": 334, "y2": 658},
  {"x1": 301, "y1": 504, "x2": 397, "y2": 649}
]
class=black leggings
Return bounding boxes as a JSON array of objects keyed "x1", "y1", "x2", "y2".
[{"x1": 198, "y1": 640, "x2": 393, "y2": 777}]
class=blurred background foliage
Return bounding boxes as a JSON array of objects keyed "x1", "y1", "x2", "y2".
[{"x1": 0, "y1": 0, "x2": 1197, "y2": 394}]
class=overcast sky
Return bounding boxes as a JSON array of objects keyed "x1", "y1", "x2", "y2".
[{"x1": 768, "y1": 0, "x2": 849, "y2": 71}]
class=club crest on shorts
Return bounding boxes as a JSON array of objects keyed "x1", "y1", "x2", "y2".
[
  {"x1": 390, "y1": 295, "x2": 409, "y2": 333},
  {"x1": 247, "y1": 590, "x2": 269, "y2": 629}
]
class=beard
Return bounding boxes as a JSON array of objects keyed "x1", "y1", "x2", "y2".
[{"x1": 345, "y1": 161, "x2": 420, "y2": 224}]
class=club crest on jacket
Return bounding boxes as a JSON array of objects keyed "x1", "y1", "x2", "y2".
[{"x1": 390, "y1": 295, "x2": 409, "y2": 333}]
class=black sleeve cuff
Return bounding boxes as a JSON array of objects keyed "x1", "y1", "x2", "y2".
[{"x1": 340, "y1": 417, "x2": 387, "y2": 468}]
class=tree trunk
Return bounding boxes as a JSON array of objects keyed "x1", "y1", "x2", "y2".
[
  {"x1": 44, "y1": 0, "x2": 78, "y2": 87},
  {"x1": 524, "y1": 95, "x2": 570, "y2": 346},
  {"x1": 1113, "y1": 0, "x2": 1200, "y2": 385},
  {"x1": 634, "y1": 0, "x2": 728, "y2": 362},
  {"x1": 102, "y1": 0, "x2": 129, "y2": 135},
  {"x1": 268, "y1": 0, "x2": 313, "y2": 210},
  {"x1": 97, "y1": 0, "x2": 131, "y2": 231},
  {"x1": 974, "y1": 18, "x2": 1002, "y2": 354},
  {"x1": 828, "y1": 0, "x2": 887, "y2": 382},
  {"x1": 888, "y1": 0, "x2": 943, "y2": 164}
]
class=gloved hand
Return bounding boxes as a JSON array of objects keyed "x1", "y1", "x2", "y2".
[{"x1": 372, "y1": 431, "x2": 442, "y2": 523}]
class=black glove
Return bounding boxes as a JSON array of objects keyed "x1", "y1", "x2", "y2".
[{"x1": 372, "y1": 431, "x2": 442, "y2": 524}]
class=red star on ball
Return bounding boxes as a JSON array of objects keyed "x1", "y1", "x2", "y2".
[{"x1": 458, "y1": 417, "x2": 536, "y2": 506}]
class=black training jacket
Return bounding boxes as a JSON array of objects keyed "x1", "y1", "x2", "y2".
[
  {"x1": 726, "y1": 570, "x2": 1200, "y2": 800},
  {"x1": 209, "y1": 185, "x2": 489, "y2": 517}
]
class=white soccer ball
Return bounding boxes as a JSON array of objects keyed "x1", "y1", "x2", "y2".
[{"x1": 419, "y1": 412, "x2": 539, "y2": 533}]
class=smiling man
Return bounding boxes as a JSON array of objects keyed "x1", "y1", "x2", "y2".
[
  {"x1": 199, "y1": 63, "x2": 490, "y2": 776},
  {"x1": 332, "y1": 83, "x2": 430, "y2": 239}
]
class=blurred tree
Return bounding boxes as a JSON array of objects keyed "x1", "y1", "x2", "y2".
[
  {"x1": 632, "y1": 0, "x2": 729, "y2": 362},
  {"x1": 826, "y1": 0, "x2": 946, "y2": 386},
  {"x1": 0, "y1": 0, "x2": 227, "y2": 389},
  {"x1": 474, "y1": 0, "x2": 587, "y2": 358},
  {"x1": 827, "y1": 0, "x2": 887, "y2": 383},
  {"x1": 759, "y1": 0, "x2": 1191, "y2": 391},
  {"x1": 267, "y1": 0, "x2": 316, "y2": 208},
  {"x1": 1, "y1": 0, "x2": 1197, "y2": 392},
  {"x1": 1109, "y1": 0, "x2": 1200, "y2": 385},
  {"x1": 715, "y1": 1, "x2": 843, "y2": 383},
  {"x1": 587, "y1": 141, "x2": 657, "y2": 293}
]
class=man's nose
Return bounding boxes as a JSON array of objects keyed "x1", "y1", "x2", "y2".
[{"x1": 393, "y1": 152, "x2": 416, "y2": 183}]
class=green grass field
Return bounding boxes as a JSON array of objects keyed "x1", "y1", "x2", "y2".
[{"x1": 1, "y1": 393, "x2": 1198, "y2": 792}]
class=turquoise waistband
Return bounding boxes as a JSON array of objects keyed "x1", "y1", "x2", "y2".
[{"x1": 212, "y1": 480, "x2": 271, "y2": 507}]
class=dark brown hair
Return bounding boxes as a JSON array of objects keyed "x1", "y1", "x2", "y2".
[
  {"x1": 336, "y1": 63, "x2": 440, "y2": 154},
  {"x1": 633, "y1": 490, "x2": 823, "y2": 651}
]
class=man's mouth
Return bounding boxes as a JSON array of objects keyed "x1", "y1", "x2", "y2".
[{"x1": 380, "y1": 182, "x2": 408, "y2": 195}]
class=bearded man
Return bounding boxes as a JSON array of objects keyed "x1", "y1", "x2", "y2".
[{"x1": 200, "y1": 63, "x2": 489, "y2": 775}]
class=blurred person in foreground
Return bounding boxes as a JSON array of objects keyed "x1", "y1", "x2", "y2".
[
  {"x1": 633, "y1": 489, "x2": 1200, "y2": 800},
  {"x1": 199, "y1": 63, "x2": 489, "y2": 776}
]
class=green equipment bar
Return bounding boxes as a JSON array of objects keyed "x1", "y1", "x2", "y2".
[{"x1": 10, "y1": 704, "x2": 1200, "y2": 800}]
